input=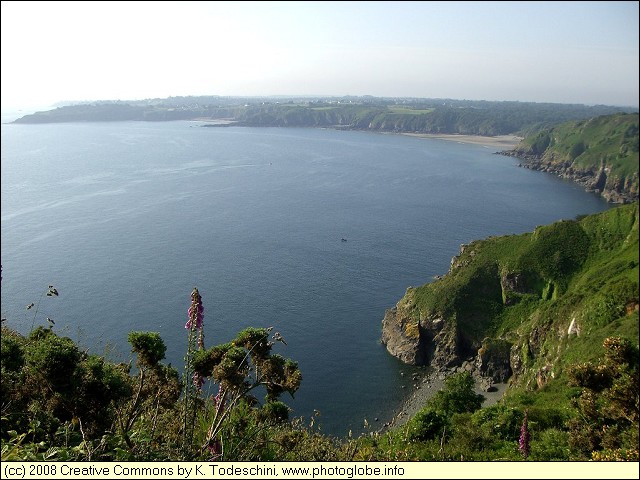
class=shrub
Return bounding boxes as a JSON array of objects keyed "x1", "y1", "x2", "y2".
[
  {"x1": 567, "y1": 337, "x2": 639, "y2": 459},
  {"x1": 472, "y1": 404, "x2": 523, "y2": 441},
  {"x1": 24, "y1": 331, "x2": 81, "y2": 391},
  {"x1": 127, "y1": 332, "x2": 166, "y2": 367},
  {"x1": 406, "y1": 408, "x2": 447, "y2": 442},
  {"x1": 427, "y1": 372, "x2": 485, "y2": 416},
  {"x1": 259, "y1": 401, "x2": 290, "y2": 424},
  {"x1": 530, "y1": 428, "x2": 570, "y2": 460}
]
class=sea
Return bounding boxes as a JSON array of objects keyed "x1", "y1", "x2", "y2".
[{"x1": 0, "y1": 117, "x2": 610, "y2": 436}]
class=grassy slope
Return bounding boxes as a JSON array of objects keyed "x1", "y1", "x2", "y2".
[
  {"x1": 409, "y1": 202, "x2": 638, "y2": 407},
  {"x1": 514, "y1": 113, "x2": 639, "y2": 190}
]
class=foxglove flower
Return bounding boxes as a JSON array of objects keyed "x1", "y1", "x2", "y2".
[
  {"x1": 186, "y1": 287, "x2": 204, "y2": 331},
  {"x1": 206, "y1": 385, "x2": 225, "y2": 459},
  {"x1": 519, "y1": 410, "x2": 531, "y2": 459},
  {"x1": 193, "y1": 372, "x2": 205, "y2": 390},
  {"x1": 213, "y1": 384, "x2": 225, "y2": 415},
  {"x1": 183, "y1": 287, "x2": 207, "y2": 453},
  {"x1": 208, "y1": 439, "x2": 222, "y2": 459}
]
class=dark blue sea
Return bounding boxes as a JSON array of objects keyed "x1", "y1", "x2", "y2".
[{"x1": 0, "y1": 119, "x2": 610, "y2": 436}]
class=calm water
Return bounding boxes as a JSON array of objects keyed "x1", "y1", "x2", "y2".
[{"x1": 0, "y1": 120, "x2": 609, "y2": 436}]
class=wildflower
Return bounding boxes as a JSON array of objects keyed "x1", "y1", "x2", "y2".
[
  {"x1": 185, "y1": 288, "x2": 204, "y2": 331},
  {"x1": 271, "y1": 331, "x2": 287, "y2": 345},
  {"x1": 207, "y1": 438, "x2": 222, "y2": 459},
  {"x1": 204, "y1": 385, "x2": 226, "y2": 459},
  {"x1": 519, "y1": 410, "x2": 531, "y2": 459},
  {"x1": 213, "y1": 384, "x2": 225, "y2": 415},
  {"x1": 193, "y1": 372, "x2": 205, "y2": 390},
  {"x1": 182, "y1": 287, "x2": 206, "y2": 454}
]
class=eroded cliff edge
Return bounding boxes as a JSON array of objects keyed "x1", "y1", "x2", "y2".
[
  {"x1": 499, "y1": 113, "x2": 639, "y2": 205},
  {"x1": 381, "y1": 203, "x2": 639, "y2": 391}
]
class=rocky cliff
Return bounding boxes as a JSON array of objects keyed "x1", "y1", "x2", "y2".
[
  {"x1": 499, "y1": 113, "x2": 639, "y2": 204},
  {"x1": 501, "y1": 150, "x2": 638, "y2": 204},
  {"x1": 381, "y1": 203, "x2": 639, "y2": 392}
]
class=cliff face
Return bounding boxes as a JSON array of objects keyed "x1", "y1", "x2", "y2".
[
  {"x1": 381, "y1": 250, "x2": 512, "y2": 373},
  {"x1": 381, "y1": 203, "x2": 639, "y2": 392},
  {"x1": 380, "y1": 297, "x2": 462, "y2": 369},
  {"x1": 380, "y1": 302, "x2": 424, "y2": 365},
  {"x1": 501, "y1": 150, "x2": 639, "y2": 204},
  {"x1": 500, "y1": 113, "x2": 639, "y2": 205}
]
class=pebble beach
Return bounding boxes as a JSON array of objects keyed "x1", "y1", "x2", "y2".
[{"x1": 381, "y1": 370, "x2": 508, "y2": 432}]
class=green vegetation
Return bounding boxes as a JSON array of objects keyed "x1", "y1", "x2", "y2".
[
  {"x1": 389, "y1": 203, "x2": 638, "y2": 459},
  {"x1": 405, "y1": 372, "x2": 484, "y2": 442},
  {"x1": 12, "y1": 96, "x2": 634, "y2": 137},
  {"x1": 387, "y1": 106, "x2": 435, "y2": 115},
  {"x1": 412, "y1": 202, "x2": 638, "y2": 347},
  {"x1": 508, "y1": 113, "x2": 639, "y2": 203},
  {"x1": 2, "y1": 205, "x2": 638, "y2": 461},
  {"x1": 516, "y1": 113, "x2": 639, "y2": 171},
  {"x1": 567, "y1": 337, "x2": 639, "y2": 461}
]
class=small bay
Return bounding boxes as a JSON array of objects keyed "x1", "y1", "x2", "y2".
[{"x1": 0, "y1": 121, "x2": 609, "y2": 436}]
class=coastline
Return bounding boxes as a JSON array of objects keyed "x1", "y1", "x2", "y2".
[
  {"x1": 401, "y1": 133, "x2": 523, "y2": 149},
  {"x1": 381, "y1": 371, "x2": 508, "y2": 432}
]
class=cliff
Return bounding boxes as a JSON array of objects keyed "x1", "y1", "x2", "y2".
[
  {"x1": 500, "y1": 113, "x2": 639, "y2": 204},
  {"x1": 381, "y1": 203, "x2": 639, "y2": 393}
]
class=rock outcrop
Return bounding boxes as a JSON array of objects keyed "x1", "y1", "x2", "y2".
[
  {"x1": 475, "y1": 338, "x2": 513, "y2": 382},
  {"x1": 380, "y1": 304, "x2": 425, "y2": 365},
  {"x1": 380, "y1": 289, "x2": 470, "y2": 369}
]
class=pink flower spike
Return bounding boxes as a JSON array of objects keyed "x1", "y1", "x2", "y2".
[{"x1": 187, "y1": 287, "x2": 205, "y2": 331}]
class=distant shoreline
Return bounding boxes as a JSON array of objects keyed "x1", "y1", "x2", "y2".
[{"x1": 400, "y1": 133, "x2": 523, "y2": 149}]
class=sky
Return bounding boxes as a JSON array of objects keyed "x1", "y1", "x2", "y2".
[{"x1": 1, "y1": 1, "x2": 638, "y2": 110}]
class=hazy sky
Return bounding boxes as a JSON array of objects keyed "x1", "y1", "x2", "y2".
[{"x1": 1, "y1": 1, "x2": 638, "y2": 110}]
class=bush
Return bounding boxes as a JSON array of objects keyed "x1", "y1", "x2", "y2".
[
  {"x1": 427, "y1": 372, "x2": 485, "y2": 416},
  {"x1": 530, "y1": 428, "x2": 570, "y2": 460},
  {"x1": 472, "y1": 404, "x2": 523, "y2": 441},
  {"x1": 259, "y1": 401, "x2": 290, "y2": 424},
  {"x1": 74, "y1": 355, "x2": 132, "y2": 433},
  {"x1": 127, "y1": 332, "x2": 166, "y2": 366},
  {"x1": 1, "y1": 330, "x2": 24, "y2": 372},
  {"x1": 406, "y1": 409, "x2": 447, "y2": 442},
  {"x1": 24, "y1": 331, "x2": 81, "y2": 390},
  {"x1": 567, "y1": 337, "x2": 639, "y2": 459}
]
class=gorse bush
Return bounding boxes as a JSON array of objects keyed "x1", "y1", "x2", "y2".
[
  {"x1": 128, "y1": 332, "x2": 167, "y2": 367},
  {"x1": 567, "y1": 337, "x2": 639, "y2": 460},
  {"x1": 25, "y1": 327, "x2": 81, "y2": 391},
  {"x1": 1, "y1": 325, "x2": 133, "y2": 445},
  {"x1": 0, "y1": 286, "x2": 303, "y2": 461}
]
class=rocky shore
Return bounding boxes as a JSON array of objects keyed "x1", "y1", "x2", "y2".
[
  {"x1": 498, "y1": 150, "x2": 639, "y2": 205},
  {"x1": 379, "y1": 367, "x2": 508, "y2": 433}
]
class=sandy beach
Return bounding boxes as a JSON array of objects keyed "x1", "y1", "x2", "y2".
[{"x1": 401, "y1": 133, "x2": 523, "y2": 150}]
